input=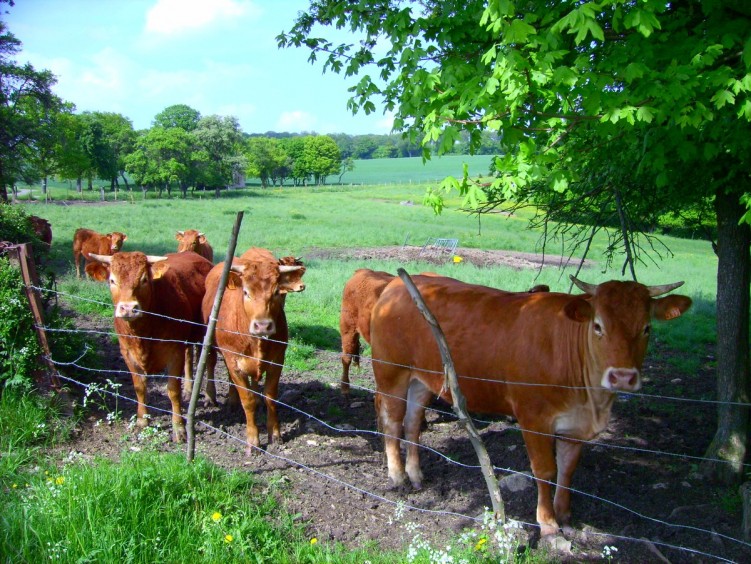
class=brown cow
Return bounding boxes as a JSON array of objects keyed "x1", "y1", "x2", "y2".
[
  {"x1": 175, "y1": 230, "x2": 214, "y2": 263},
  {"x1": 29, "y1": 216, "x2": 52, "y2": 249},
  {"x1": 339, "y1": 269, "x2": 395, "y2": 398},
  {"x1": 89, "y1": 251, "x2": 213, "y2": 441},
  {"x1": 339, "y1": 270, "x2": 540, "y2": 398},
  {"x1": 370, "y1": 274, "x2": 691, "y2": 537},
  {"x1": 202, "y1": 247, "x2": 306, "y2": 454},
  {"x1": 73, "y1": 228, "x2": 127, "y2": 278}
]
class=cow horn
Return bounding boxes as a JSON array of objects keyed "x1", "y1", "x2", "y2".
[
  {"x1": 198, "y1": 232, "x2": 205, "y2": 237},
  {"x1": 230, "y1": 263, "x2": 246, "y2": 274},
  {"x1": 177, "y1": 230, "x2": 184, "y2": 236},
  {"x1": 279, "y1": 265, "x2": 303, "y2": 273},
  {"x1": 569, "y1": 275, "x2": 597, "y2": 295},
  {"x1": 88, "y1": 253, "x2": 112, "y2": 264},
  {"x1": 647, "y1": 281, "x2": 684, "y2": 297},
  {"x1": 145, "y1": 255, "x2": 169, "y2": 264}
]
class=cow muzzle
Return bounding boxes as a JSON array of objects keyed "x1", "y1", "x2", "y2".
[
  {"x1": 602, "y1": 367, "x2": 641, "y2": 391},
  {"x1": 115, "y1": 301, "x2": 142, "y2": 319},
  {"x1": 249, "y1": 318, "x2": 276, "y2": 337}
]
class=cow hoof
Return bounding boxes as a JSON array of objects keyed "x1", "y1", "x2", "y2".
[
  {"x1": 173, "y1": 428, "x2": 187, "y2": 443},
  {"x1": 539, "y1": 533, "x2": 572, "y2": 554},
  {"x1": 560, "y1": 524, "x2": 576, "y2": 539}
]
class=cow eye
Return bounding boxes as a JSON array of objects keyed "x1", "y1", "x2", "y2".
[
  {"x1": 593, "y1": 322, "x2": 603, "y2": 336},
  {"x1": 243, "y1": 289, "x2": 252, "y2": 300}
]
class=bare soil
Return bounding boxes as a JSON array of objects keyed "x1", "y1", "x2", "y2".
[{"x1": 48, "y1": 247, "x2": 748, "y2": 563}]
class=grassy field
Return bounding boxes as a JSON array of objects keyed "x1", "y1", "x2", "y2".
[{"x1": 5, "y1": 177, "x2": 720, "y2": 562}]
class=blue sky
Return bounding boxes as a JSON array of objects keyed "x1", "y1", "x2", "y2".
[{"x1": 4, "y1": 0, "x2": 394, "y2": 135}]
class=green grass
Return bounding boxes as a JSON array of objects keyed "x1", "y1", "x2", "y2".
[{"x1": 9, "y1": 176, "x2": 719, "y2": 562}]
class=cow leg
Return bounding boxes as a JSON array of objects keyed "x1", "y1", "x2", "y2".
[
  {"x1": 183, "y1": 345, "x2": 194, "y2": 399},
  {"x1": 206, "y1": 347, "x2": 230, "y2": 409},
  {"x1": 519, "y1": 424, "x2": 560, "y2": 537},
  {"x1": 403, "y1": 378, "x2": 433, "y2": 489},
  {"x1": 262, "y1": 364, "x2": 283, "y2": 445},
  {"x1": 230, "y1": 371, "x2": 261, "y2": 455},
  {"x1": 202, "y1": 345, "x2": 217, "y2": 407},
  {"x1": 375, "y1": 369, "x2": 411, "y2": 488},
  {"x1": 166, "y1": 358, "x2": 186, "y2": 442},
  {"x1": 128, "y1": 370, "x2": 149, "y2": 428},
  {"x1": 554, "y1": 437, "x2": 583, "y2": 533},
  {"x1": 340, "y1": 331, "x2": 360, "y2": 398},
  {"x1": 191, "y1": 345, "x2": 217, "y2": 407},
  {"x1": 74, "y1": 254, "x2": 81, "y2": 278}
]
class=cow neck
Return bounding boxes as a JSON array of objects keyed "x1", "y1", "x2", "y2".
[{"x1": 554, "y1": 320, "x2": 617, "y2": 440}]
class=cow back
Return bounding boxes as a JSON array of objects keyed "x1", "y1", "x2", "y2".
[{"x1": 371, "y1": 276, "x2": 596, "y2": 417}]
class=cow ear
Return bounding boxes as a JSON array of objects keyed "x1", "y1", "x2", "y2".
[
  {"x1": 175, "y1": 232, "x2": 183, "y2": 241},
  {"x1": 652, "y1": 294, "x2": 692, "y2": 321},
  {"x1": 226, "y1": 272, "x2": 242, "y2": 290},
  {"x1": 150, "y1": 262, "x2": 170, "y2": 280},
  {"x1": 198, "y1": 235, "x2": 207, "y2": 244},
  {"x1": 123, "y1": 235, "x2": 128, "y2": 241},
  {"x1": 564, "y1": 297, "x2": 593, "y2": 323},
  {"x1": 279, "y1": 268, "x2": 306, "y2": 293}
]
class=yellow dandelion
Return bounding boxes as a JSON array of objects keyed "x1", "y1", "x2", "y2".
[
  {"x1": 12, "y1": 483, "x2": 17, "y2": 489},
  {"x1": 55, "y1": 476, "x2": 65, "y2": 486},
  {"x1": 310, "y1": 537, "x2": 318, "y2": 545},
  {"x1": 224, "y1": 534, "x2": 234, "y2": 543},
  {"x1": 211, "y1": 511, "x2": 222, "y2": 522},
  {"x1": 453, "y1": 255, "x2": 463, "y2": 263},
  {"x1": 474, "y1": 537, "x2": 487, "y2": 551}
]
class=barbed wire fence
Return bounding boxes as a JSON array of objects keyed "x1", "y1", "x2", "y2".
[{"x1": 19, "y1": 275, "x2": 751, "y2": 563}]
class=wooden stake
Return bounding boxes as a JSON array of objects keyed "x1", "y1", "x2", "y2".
[
  {"x1": 397, "y1": 268, "x2": 506, "y2": 522},
  {"x1": 186, "y1": 211, "x2": 244, "y2": 462}
]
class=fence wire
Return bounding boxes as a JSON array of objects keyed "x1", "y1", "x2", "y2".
[{"x1": 27, "y1": 284, "x2": 751, "y2": 562}]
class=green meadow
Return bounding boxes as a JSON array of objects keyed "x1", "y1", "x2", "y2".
[{"x1": 2, "y1": 163, "x2": 719, "y2": 562}]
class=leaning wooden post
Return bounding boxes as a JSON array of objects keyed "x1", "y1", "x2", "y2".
[
  {"x1": 397, "y1": 268, "x2": 506, "y2": 522},
  {"x1": 186, "y1": 211, "x2": 244, "y2": 462},
  {"x1": 9, "y1": 243, "x2": 62, "y2": 391}
]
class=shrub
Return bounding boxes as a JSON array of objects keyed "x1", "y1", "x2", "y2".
[
  {"x1": 0, "y1": 257, "x2": 42, "y2": 389},
  {"x1": 0, "y1": 203, "x2": 47, "y2": 259}
]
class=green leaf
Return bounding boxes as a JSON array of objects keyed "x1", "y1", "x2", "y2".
[
  {"x1": 636, "y1": 106, "x2": 654, "y2": 123},
  {"x1": 710, "y1": 89, "x2": 735, "y2": 109},
  {"x1": 506, "y1": 19, "x2": 537, "y2": 44}
]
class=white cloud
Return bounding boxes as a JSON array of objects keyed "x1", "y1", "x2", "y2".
[
  {"x1": 276, "y1": 110, "x2": 318, "y2": 133},
  {"x1": 145, "y1": 0, "x2": 260, "y2": 37}
]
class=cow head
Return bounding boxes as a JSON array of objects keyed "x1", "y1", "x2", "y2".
[
  {"x1": 565, "y1": 276, "x2": 692, "y2": 392},
  {"x1": 107, "y1": 232, "x2": 128, "y2": 254},
  {"x1": 228, "y1": 258, "x2": 306, "y2": 337},
  {"x1": 89, "y1": 252, "x2": 169, "y2": 319},
  {"x1": 85, "y1": 261, "x2": 110, "y2": 282},
  {"x1": 175, "y1": 230, "x2": 206, "y2": 253}
]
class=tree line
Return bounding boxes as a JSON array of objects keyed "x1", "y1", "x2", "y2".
[{"x1": 0, "y1": 17, "x2": 502, "y2": 201}]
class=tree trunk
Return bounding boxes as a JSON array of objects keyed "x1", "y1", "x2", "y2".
[{"x1": 701, "y1": 186, "x2": 751, "y2": 484}]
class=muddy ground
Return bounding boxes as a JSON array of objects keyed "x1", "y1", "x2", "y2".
[{"x1": 47, "y1": 247, "x2": 748, "y2": 563}]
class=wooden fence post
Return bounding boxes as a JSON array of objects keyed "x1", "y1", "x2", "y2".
[
  {"x1": 6, "y1": 243, "x2": 61, "y2": 391},
  {"x1": 186, "y1": 211, "x2": 244, "y2": 462},
  {"x1": 396, "y1": 268, "x2": 506, "y2": 522}
]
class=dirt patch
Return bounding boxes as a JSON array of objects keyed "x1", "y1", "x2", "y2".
[
  {"x1": 306, "y1": 245, "x2": 594, "y2": 271},
  {"x1": 47, "y1": 248, "x2": 748, "y2": 563}
]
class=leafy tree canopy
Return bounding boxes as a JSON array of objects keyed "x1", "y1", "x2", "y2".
[{"x1": 153, "y1": 104, "x2": 201, "y2": 132}]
